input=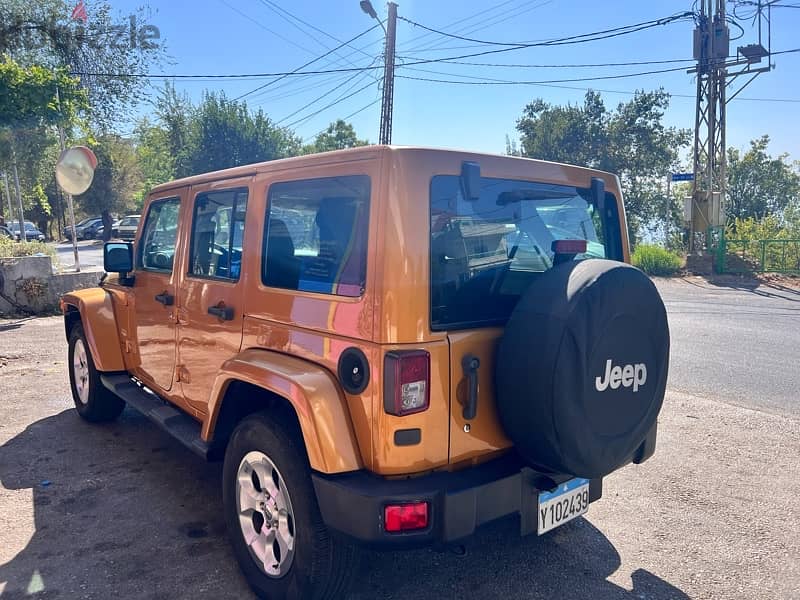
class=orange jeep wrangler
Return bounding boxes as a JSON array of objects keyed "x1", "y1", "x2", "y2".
[{"x1": 62, "y1": 146, "x2": 668, "y2": 599}]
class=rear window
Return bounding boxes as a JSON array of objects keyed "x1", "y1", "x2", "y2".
[
  {"x1": 430, "y1": 175, "x2": 622, "y2": 330},
  {"x1": 262, "y1": 175, "x2": 370, "y2": 297}
]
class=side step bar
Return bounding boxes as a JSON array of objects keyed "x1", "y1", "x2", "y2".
[{"x1": 100, "y1": 373, "x2": 211, "y2": 460}]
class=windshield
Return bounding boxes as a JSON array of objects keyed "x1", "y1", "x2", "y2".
[{"x1": 430, "y1": 175, "x2": 621, "y2": 330}]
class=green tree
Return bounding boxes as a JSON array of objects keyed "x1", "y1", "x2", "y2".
[
  {"x1": 515, "y1": 90, "x2": 690, "y2": 244},
  {"x1": 75, "y1": 134, "x2": 141, "y2": 240},
  {"x1": 727, "y1": 135, "x2": 800, "y2": 222},
  {"x1": 154, "y1": 82, "x2": 193, "y2": 178},
  {"x1": 304, "y1": 119, "x2": 368, "y2": 154},
  {"x1": 0, "y1": 56, "x2": 86, "y2": 232},
  {"x1": 183, "y1": 92, "x2": 301, "y2": 177},
  {"x1": 132, "y1": 117, "x2": 174, "y2": 208},
  {"x1": 0, "y1": 56, "x2": 87, "y2": 129},
  {"x1": 1, "y1": 0, "x2": 165, "y2": 128}
]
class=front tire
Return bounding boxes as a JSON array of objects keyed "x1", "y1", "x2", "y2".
[
  {"x1": 223, "y1": 412, "x2": 359, "y2": 600},
  {"x1": 68, "y1": 324, "x2": 125, "y2": 422}
]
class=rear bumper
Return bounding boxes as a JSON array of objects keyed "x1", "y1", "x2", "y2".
[{"x1": 312, "y1": 454, "x2": 602, "y2": 549}]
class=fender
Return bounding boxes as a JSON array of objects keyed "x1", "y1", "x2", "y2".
[
  {"x1": 205, "y1": 349, "x2": 363, "y2": 474},
  {"x1": 62, "y1": 288, "x2": 125, "y2": 373}
]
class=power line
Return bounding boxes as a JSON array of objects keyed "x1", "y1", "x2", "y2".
[
  {"x1": 276, "y1": 60, "x2": 380, "y2": 124},
  {"x1": 256, "y1": 0, "x2": 375, "y2": 61},
  {"x1": 396, "y1": 65, "x2": 699, "y2": 85},
  {"x1": 68, "y1": 47, "x2": 800, "y2": 81},
  {"x1": 397, "y1": 0, "x2": 523, "y2": 50},
  {"x1": 303, "y1": 98, "x2": 381, "y2": 143},
  {"x1": 407, "y1": 57, "x2": 698, "y2": 69},
  {"x1": 244, "y1": 37, "x2": 384, "y2": 105},
  {"x1": 233, "y1": 23, "x2": 380, "y2": 101},
  {"x1": 214, "y1": 0, "x2": 384, "y2": 102},
  {"x1": 398, "y1": 11, "x2": 693, "y2": 48},
  {"x1": 283, "y1": 80, "x2": 378, "y2": 130},
  {"x1": 249, "y1": 72, "x2": 358, "y2": 103},
  {"x1": 401, "y1": 0, "x2": 555, "y2": 54},
  {"x1": 214, "y1": 0, "x2": 326, "y2": 60},
  {"x1": 70, "y1": 64, "x2": 383, "y2": 79}
]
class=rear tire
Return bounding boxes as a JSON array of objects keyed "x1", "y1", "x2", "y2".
[
  {"x1": 223, "y1": 412, "x2": 359, "y2": 600},
  {"x1": 68, "y1": 324, "x2": 125, "y2": 422}
]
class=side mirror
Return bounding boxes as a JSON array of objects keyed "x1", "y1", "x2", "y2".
[
  {"x1": 460, "y1": 161, "x2": 481, "y2": 202},
  {"x1": 104, "y1": 242, "x2": 134, "y2": 282}
]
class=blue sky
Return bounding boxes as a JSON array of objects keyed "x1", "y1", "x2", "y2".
[{"x1": 108, "y1": 0, "x2": 800, "y2": 161}]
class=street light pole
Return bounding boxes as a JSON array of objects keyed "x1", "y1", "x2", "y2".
[
  {"x1": 11, "y1": 151, "x2": 25, "y2": 244},
  {"x1": 56, "y1": 86, "x2": 81, "y2": 272}
]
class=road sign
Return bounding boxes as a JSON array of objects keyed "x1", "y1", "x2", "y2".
[{"x1": 671, "y1": 172, "x2": 694, "y2": 182}]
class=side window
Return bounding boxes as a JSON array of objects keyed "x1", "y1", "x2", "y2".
[
  {"x1": 262, "y1": 175, "x2": 370, "y2": 297},
  {"x1": 138, "y1": 198, "x2": 180, "y2": 272},
  {"x1": 189, "y1": 188, "x2": 248, "y2": 280}
]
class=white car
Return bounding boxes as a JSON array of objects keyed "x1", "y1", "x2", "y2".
[{"x1": 117, "y1": 215, "x2": 140, "y2": 241}]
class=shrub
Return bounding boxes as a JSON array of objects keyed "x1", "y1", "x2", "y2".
[
  {"x1": 631, "y1": 244, "x2": 683, "y2": 276},
  {"x1": 0, "y1": 237, "x2": 56, "y2": 259}
]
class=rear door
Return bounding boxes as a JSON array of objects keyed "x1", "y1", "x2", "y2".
[
  {"x1": 176, "y1": 180, "x2": 250, "y2": 416},
  {"x1": 446, "y1": 329, "x2": 511, "y2": 462},
  {"x1": 131, "y1": 193, "x2": 185, "y2": 392},
  {"x1": 430, "y1": 173, "x2": 620, "y2": 463}
]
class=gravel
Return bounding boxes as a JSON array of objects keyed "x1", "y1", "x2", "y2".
[{"x1": 0, "y1": 314, "x2": 798, "y2": 599}]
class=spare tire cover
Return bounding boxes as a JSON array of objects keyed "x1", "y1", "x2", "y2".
[{"x1": 495, "y1": 259, "x2": 669, "y2": 479}]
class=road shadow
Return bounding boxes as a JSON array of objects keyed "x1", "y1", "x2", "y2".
[
  {"x1": 351, "y1": 516, "x2": 688, "y2": 600},
  {"x1": 681, "y1": 274, "x2": 800, "y2": 303},
  {"x1": 0, "y1": 318, "x2": 35, "y2": 332},
  {"x1": 1, "y1": 410, "x2": 688, "y2": 599}
]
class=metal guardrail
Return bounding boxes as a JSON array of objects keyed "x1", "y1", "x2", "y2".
[{"x1": 713, "y1": 230, "x2": 800, "y2": 274}]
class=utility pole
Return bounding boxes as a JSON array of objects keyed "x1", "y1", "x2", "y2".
[
  {"x1": 689, "y1": 0, "x2": 773, "y2": 251},
  {"x1": 2, "y1": 172, "x2": 12, "y2": 224},
  {"x1": 379, "y1": 2, "x2": 398, "y2": 145}
]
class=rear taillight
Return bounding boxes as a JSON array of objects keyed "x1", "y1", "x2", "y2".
[
  {"x1": 384, "y1": 350, "x2": 430, "y2": 416},
  {"x1": 384, "y1": 502, "x2": 429, "y2": 532}
]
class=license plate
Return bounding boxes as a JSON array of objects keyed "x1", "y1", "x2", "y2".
[{"x1": 537, "y1": 477, "x2": 590, "y2": 535}]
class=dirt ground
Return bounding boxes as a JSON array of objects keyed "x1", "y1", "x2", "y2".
[{"x1": 1, "y1": 316, "x2": 798, "y2": 599}]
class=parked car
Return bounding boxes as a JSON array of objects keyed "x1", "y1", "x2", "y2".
[
  {"x1": 95, "y1": 219, "x2": 120, "y2": 239},
  {"x1": 8, "y1": 221, "x2": 45, "y2": 242},
  {"x1": 117, "y1": 215, "x2": 140, "y2": 240},
  {"x1": 61, "y1": 146, "x2": 670, "y2": 600},
  {"x1": 0, "y1": 225, "x2": 15, "y2": 239},
  {"x1": 63, "y1": 217, "x2": 103, "y2": 241}
]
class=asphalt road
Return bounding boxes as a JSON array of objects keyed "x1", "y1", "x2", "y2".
[
  {"x1": 655, "y1": 276, "x2": 800, "y2": 417},
  {"x1": 52, "y1": 241, "x2": 105, "y2": 272},
  {"x1": 1, "y1": 278, "x2": 798, "y2": 599}
]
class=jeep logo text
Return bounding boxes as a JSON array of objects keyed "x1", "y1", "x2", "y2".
[{"x1": 595, "y1": 359, "x2": 647, "y2": 392}]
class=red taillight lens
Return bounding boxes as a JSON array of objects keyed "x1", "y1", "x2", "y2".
[
  {"x1": 384, "y1": 502, "x2": 429, "y2": 532},
  {"x1": 384, "y1": 350, "x2": 430, "y2": 416}
]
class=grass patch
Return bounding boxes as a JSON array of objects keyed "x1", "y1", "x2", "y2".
[{"x1": 632, "y1": 244, "x2": 683, "y2": 276}]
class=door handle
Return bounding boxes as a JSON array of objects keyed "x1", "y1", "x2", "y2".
[
  {"x1": 154, "y1": 293, "x2": 174, "y2": 306},
  {"x1": 208, "y1": 305, "x2": 235, "y2": 321},
  {"x1": 461, "y1": 354, "x2": 480, "y2": 420}
]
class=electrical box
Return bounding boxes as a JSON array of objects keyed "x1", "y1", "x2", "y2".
[
  {"x1": 693, "y1": 27, "x2": 705, "y2": 60},
  {"x1": 712, "y1": 18, "x2": 729, "y2": 59}
]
